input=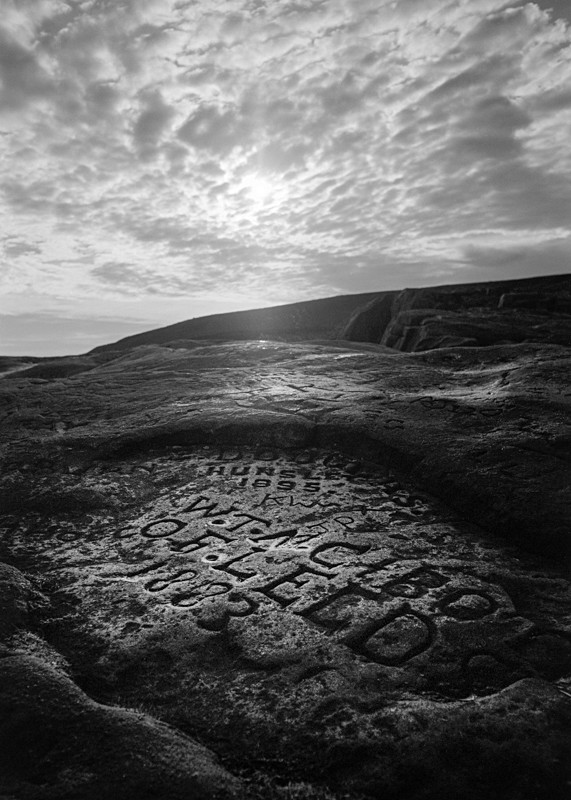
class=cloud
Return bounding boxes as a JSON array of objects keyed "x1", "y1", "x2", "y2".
[
  {"x1": 462, "y1": 244, "x2": 528, "y2": 267},
  {"x1": 90, "y1": 261, "x2": 191, "y2": 294},
  {"x1": 85, "y1": 80, "x2": 121, "y2": 117},
  {"x1": 0, "y1": 25, "x2": 54, "y2": 109},
  {"x1": 524, "y1": 0, "x2": 571, "y2": 25},
  {"x1": 133, "y1": 88, "x2": 175, "y2": 158},
  {"x1": 1, "y1": 237, "x2": 42, "y2": 258},
  {"x1": 1, "y1": 0, "x2": 571, "y2": 353},
  {"x1": 531, "y1": 86, "x2": 571, "y2": 112},
  {"x1": 177, "y1": 103, "x2": 253, "y2": 155},
  {"x1": 450, "y1": 94, "x2": 532, "y2": 159},
  {"x1": 460, "y1": 237, "x2": 571, "y2": 276}
]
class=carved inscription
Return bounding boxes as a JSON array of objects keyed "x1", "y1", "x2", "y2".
[
  {"x1": 103, "y1": 447, "x2": 561, "y2": 685},
  {"x1": 4, "y1": 442, "x2": 571, "y2": 700},
  {"x1": 201, "y1": 448, "x2": 325, "y2": 493},
  {"x1": 347, "y1": 610, "x2": 435, "y2": 665},
  {"x1": 204, "y1": 463, "x2": 322, "y2": 494},
  {"x1": 114, "y1": 447, "x2": 456, "y2": 669}
]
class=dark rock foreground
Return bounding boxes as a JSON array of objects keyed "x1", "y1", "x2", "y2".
[{"x1": 1, "y1": 284, "x2": 571, "y2": 799}]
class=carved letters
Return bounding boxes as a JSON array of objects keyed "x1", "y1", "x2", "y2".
[{"x1": 113, "y1": 449, "x2": 516, "y2": 672}]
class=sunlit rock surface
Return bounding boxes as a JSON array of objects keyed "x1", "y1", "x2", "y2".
[{"x1": 1, "y1": 330, "x2": 570, "y2": 798}]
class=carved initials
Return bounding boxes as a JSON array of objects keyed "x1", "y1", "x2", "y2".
[
  {"x1": 254, "y1": 566, "x2": 331, "y2": 609},
  {"x1": 226, "y1": 513, "x2": 271, "y2": 532},
  {"x1": 169, "y1": 528, "x2": 233, "y2": 554},
  {"x1": 180, "y1": 496, "x2": 238, "y2": 518},
  {"x1": 211, "y1": 548, "x2": 264, "y2": 581},
  {"x1": 247, "y1": 527, "x2": 299, "y2": 548},
  {"x1": 310, "y1": 542, "x2": 371, "y2": 569},
  {"x1": 141, "y1": 518, "x2": 187, "y2": 539}
]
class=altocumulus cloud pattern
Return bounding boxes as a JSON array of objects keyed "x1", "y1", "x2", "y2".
[{"x1": 1, "y1": 0, "x2": 571, "y2": 354}]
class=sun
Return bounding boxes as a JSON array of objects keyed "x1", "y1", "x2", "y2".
[{"x1": 243, "y1": 174, "x2": 273, "y2": 204}]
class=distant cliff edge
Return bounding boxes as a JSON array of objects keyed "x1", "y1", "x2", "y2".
[{"x1": 90, "y1": 272, "x2": 570, "y2": 355}]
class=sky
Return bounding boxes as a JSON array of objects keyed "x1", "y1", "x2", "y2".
[{"x1": 1, "y1": 0, "x2": 571, "y2": 356}]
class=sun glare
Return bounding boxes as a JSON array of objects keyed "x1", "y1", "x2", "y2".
[{"x1": 243, "y1": 174, "x2": 273, "y2": 203}]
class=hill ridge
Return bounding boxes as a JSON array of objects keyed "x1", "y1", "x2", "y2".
[{"x1": 91, "y1": 272, "x2": 570, "y2": 354}]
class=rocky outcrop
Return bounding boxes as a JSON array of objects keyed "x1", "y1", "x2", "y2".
[
  {"x1": 498, "y1": 289, "x2": 571, "y2": 313},
  {"x1": 380, "y1": 306, "x2": 571, "y2": 350},
  {"x1": 1, "y1": 334, "x2": 570, "y2": 799},
  {"x1": 343, "y1": 274, "x2": 571, "y2": 351},
  {"x1": 341, "y1": 293, "x2": 395, "y2": 342}
]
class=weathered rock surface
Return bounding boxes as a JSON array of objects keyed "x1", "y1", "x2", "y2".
[
  {"x1": 0, "y1": 655, "x2": 241, "y2": 800},
  {"x1": 343, "y1": 273, "x2": 571, "y2": 350},
  {"x1": 1, "y1": 328, "x2": 570, "y2": 798}
]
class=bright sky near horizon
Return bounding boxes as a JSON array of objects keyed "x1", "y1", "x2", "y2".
[{"x1": 1, "y1": 0, "x2": 571, "y2": 355}]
